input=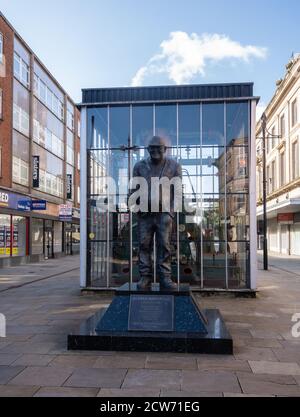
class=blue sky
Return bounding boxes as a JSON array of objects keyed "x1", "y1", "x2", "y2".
[{"x1": 1, "y1": 0, "x2": 300, "y2": 112}]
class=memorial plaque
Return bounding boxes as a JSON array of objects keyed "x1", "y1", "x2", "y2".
[{"x1": 128, "y1": 295, "x2": 174, "y2": 332}]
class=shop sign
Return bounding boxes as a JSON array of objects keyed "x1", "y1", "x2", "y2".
[
  {"x1": 59, "y1": 204, "x2": 73, "y2": 222},
  {"x1": 277, "y1": 213, "x2": 294, "y2": 224},
  {"x1": 67, "y1": 175, "x2": 73, "y2": 200},
  {"x1": 32, "y1": 156, "x2": 40, "y2": 188},
  {"x1": 0, "y1": 192, "x2": 9, "y2": 207},
  {"x1": 17, "y1": 200, "x2": 32, "y2": 212},
  {"x1": 31, "y1": 200, "x2": 47, "y2": 211}
]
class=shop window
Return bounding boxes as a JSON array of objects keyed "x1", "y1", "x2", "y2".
[
  {"x1": 0, "y1": 215, "x2": 11, "y2": 258},
  {"x1": 12, "y1": 216, "x2": 27, "y2": 257},
  {"x1": 32, "y1": 218, "x2": 44, "y2": 255}
]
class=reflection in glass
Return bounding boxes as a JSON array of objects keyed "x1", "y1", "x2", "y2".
[
  {"x1": 87, "y1": 107, "x2": 108, "y2": 149},
  {"x1": 228, "y1": 241, "x2": 250, "y2": 289},
  {"x1": 155, "y1": 104, "x2": 177, "y2": 146},
  {"x1": 178, "y1": 104, "x2": 200, "y2": 145},
  {"x1": 132, "y1": 105, "x2": 153, "y2": 147},
  {"x1": 226, "y1": 102, "x2": 249, "y2": 145},
  {"x1": 110, "y1": 106, "x2": 130, "y2": 148},
  {"x1": 226, "y1": 146, "x2": 249, "y2": 193},
  {"x1": 202, "y1": 103, "x2": 224, "y2": 146},
  {"x1": 227, "y1": 194, "x2": 249, "y2": 241}
]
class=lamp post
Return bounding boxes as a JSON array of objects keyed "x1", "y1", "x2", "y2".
[
  {"x1": 261, "y1": 113, "x2": 268, "y2": 271},
  {"x1": 259, "y1": 113, "x2": 281, "y2": 271}
]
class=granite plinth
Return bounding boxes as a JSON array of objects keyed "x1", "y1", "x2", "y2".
[{"x1": 68, "y1": 284, "x2": 233, "y2": 354}]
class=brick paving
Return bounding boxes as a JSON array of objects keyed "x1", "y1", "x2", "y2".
[{"x1": 0, "y1": 255, "x2": 300, "y2": 397}]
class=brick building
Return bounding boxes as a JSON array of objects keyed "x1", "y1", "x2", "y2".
[{"x1": 0, "y1": 13, "x2": 80, "y2": 265}]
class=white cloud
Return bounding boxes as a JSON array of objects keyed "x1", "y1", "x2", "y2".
[{"x1": 131, "y1": 31, "x2": 267, "y2": 86}]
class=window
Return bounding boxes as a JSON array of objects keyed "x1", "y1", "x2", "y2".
[
  {"x1": 280, "y1": 151, "x2": 285, "y2": 187},
  {"x1": 14, "y1": 53, "x2": 30, "y2": 88},
  {"x1": 292, "y1": 140, "x2": 299, "y2": 180},
  {"x1": 67, "y1": 109, "x2": 74, "y2": 131},
  {"x1": 34, "y1": 73, "x2": 64, "y2": 121},
  {"x1": 292, "y1": 99, "x2": 298, "y2": 127},
  {"x1": 77, "y1": 186, "x2": 80, "y2": 203},
  {"x1": 0, "y1": 88, "x2": 3, "y2": 119},
  {"x1": 0, "y1": 33, "x2": 3, "y2": 63},
  {"x1": 267, "y1": 165, "x2": 270, "y2": 194},
  {"x1": 78, "y1": 119, "x2": 81, "y2": 137},
  {"x1": 271, "y1": 160, "x2": 276, "y2": 192},
  {"x1": 280, "y1": 114, "x2": 285, "y2": 139},
  {"x1": 0, "y1": 146, "x2": 2, "y2": 177},
  {"x1": 271, "y1": 126, "x2": 276, "y2": 149},
  {"x1": 13, "y1": 103, "x2": 29, "y2": 136}
]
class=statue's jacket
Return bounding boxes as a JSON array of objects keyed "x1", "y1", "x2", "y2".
[{"x1": 131, "y1": 157, "x2": 182, "y2": 218}]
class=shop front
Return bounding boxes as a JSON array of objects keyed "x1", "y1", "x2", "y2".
[{"x1": 0, "y1": 189, "x2": 80, "y2": 266}]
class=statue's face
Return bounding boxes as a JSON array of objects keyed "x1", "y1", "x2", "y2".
[{"x1": 148, "y1": 137, "x2": 167, "y2": 163}]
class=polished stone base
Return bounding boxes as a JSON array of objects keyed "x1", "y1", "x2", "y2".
[{"x1": 68, "y1": 284, "x2": 233, "y2": 354}]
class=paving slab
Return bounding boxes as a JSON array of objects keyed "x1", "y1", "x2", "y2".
[
  {"x1": 237, "y1": 372, "x2": 300, "y2": 396},
  {"x1": 8, "y1": 366, "x2": 72, "y2": 387},
  {"x1": 0, "y1": 385, "x2": 39, "y2": 397},
  {"x1": 122, "y1": 369, "x2": 181, "y2": 390},
  {"x1": 34, "y1": 387, "x2": 99, "y2": 397},
  {"x1": 234, "y1": 346, "x2": 278, "y2": 361},
  {"x1": 249, "y1": 361, "x2": 300, "y2": 376},
  {"x1": 160, "y1": 390, "x2": 223, "y2": 397},
  {"x1": 12, "y1": 354, "x2": 55, "y2": 367},
  {"x1": 0, "y1": 366, "x2": 25, "y2": 384},
  {"x1": 181, "y1": 370, "x2": 241, "y2": 394},
  {"x1": 145, "y1": 356, "x2": 197, "y2": 370},
  {"x1": 64, "y1": 368, "x2": 127, "y2": 389},
  {"x1": 94, "y1": 355, "x2": 146, "y2": 369},
  {"x1": 98, "y1": 388, "x2": 160, "y2": 397}
]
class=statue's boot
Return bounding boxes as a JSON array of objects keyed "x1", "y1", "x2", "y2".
[
  {"x1": 137, "y1": 277, "x2": 152, "y2": 290},
  {"x1": 160, "y1": 277, "x2": 178, "y2": 290}
]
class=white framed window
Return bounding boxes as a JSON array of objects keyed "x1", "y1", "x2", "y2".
[
  {"x1": 77, "y1": 153, "x2": 80, "y2": 171},
  {"x1": 292, "y1": 139, "x2": 299, "y2": 180},
  {"x1": 13, "y1": 103, "x2": 29, "y2": 136},
  {"x1": 292, "y1": 99, "x2": 298, "y2": 127},
  {"x1": 279, "y1": 151, "x2": 285, "y2": 187},
  {"x1": 78, "y1": 120, "x2": 81, "y2": 138},
  {"x1": 12, "y1": 156, "x2": 29, "y2": 186},
  {"x1": 77, "y1": 186, "x2": 80, "y2": 203},
  {"x1": 34, "y1": 73, "x2": 64, "y2": 121},
  {"x1": 14, "y1": 52, "x2": 30, "y2": 88},
  {"x1": 280, "y1": 114, "x2": 285, "y2": 139}
]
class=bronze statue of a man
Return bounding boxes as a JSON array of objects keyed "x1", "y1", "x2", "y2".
[{"x1": 132, "y1": 136, "x2": 182, "y2": 290}]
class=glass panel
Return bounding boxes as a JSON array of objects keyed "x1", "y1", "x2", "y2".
[
  {"x1": 228, "y1": 241, "x2": 250, "y2": 289},
  {"x1": 53, "y1": 222, "x2": 62, "y2": 253},
  {"x1": 178, "y1": 104, "x2": 200, "y2": 146},
  {"x1": 202, "y1": 194, "x2": 226, "y2": 242},
  {"x1": 32, "y1": 218, "x2": 43, "y2": 255},
  {"x1": 110, "y1": 106, "x2": 130, "y2": 148},
  {"x1": 226, "y1": 146, "x2": 249, "y2": 193},
  {"x1": 0, "y1": 215, "x2": 11, "y2": 258},
  {"x1": 226, "y1": 102, "x2": 249, "y2": 145},
  {"x1": 155, "y1": 104, "x2": 177, "y2": 146},
  {"x1": 132, "y1": 105, "x2": 153, "y2": 147},
  {"x1": 87, "y1": 107, "x2": 108, "y2": 149},
  {"x1": 202, "y1": 103, "x2": 225, "y2": 146},
  {"x1": 227, "y1": 194, "x2": 250, "y2": 241},
  {"x1": 12, "y1": 216, "x2": 27, "y2": 257}
]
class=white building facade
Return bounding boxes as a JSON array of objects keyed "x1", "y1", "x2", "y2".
[{"x1": 256, "y1": 54, "x2": 300, "y2": 256}]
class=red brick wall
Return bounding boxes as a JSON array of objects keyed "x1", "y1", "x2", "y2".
[{"x1": 0, "y1": 16, "x2": 13, "y2": 188}]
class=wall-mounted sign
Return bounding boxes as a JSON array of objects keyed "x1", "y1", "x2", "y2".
[
  {"x1": 59, "y1": 204, "x2": 73, "y2": 222},
  {"x1": 67, "y1": 174, "x2": 73, "y2": 200},
  {"x1": 277, "y1": 213, "x2": 294, "y2": 224},
  {"x1": 31, "y1": 200, "x2": 47, "y2": 211},
  {"x1": 17, "y1": 200, "x2": 32, "y2": 212},
  {"x1": 0, "y1": 192, "x2": 9, "y2": 207},
  {"x1": 32, "y1": 156, "x2": 40, "y2": 188}
]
